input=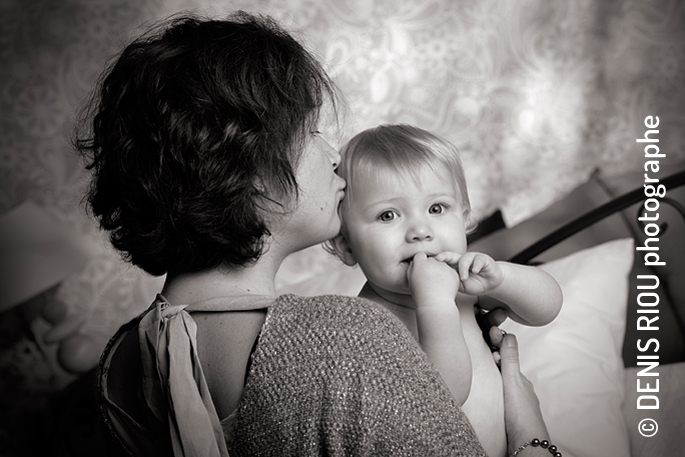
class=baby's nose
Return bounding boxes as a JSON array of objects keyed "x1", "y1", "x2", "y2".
[{"x1": 407, "y1": 223, "x2": 433, "y2": 242}]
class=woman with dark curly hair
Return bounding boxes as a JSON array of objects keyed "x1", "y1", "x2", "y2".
[{"x1": 76, "y1": 11, "x2": 551, "y2": 457}]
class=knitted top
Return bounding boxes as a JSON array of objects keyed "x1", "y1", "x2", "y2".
[{"x1": 98, "y1": 293, "x2": 487, "y2": 456}]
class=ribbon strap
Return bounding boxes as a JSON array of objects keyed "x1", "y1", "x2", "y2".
[{"x1": 139, "y1": 296, "x2": 229, "y2": 456}]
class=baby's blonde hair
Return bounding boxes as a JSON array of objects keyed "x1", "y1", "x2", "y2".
[{"x1": 337, "y1": 124, "x2": 471, "y2": 221}]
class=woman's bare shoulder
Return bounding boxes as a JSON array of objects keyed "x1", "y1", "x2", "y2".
[{"x1": 193, "y1": 309, "x2": 267, "y2": 418}]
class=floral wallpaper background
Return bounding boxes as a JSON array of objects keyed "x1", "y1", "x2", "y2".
[{"x1": 0, "y1": 0, "x2": 684, "y2": 453}]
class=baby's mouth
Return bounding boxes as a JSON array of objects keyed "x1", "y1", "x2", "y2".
[{"x1": 401, "y1": 252, "x2": 438, "y2": 264}]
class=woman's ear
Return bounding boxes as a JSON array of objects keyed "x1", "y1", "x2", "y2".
[{"x1": 330, "y1": 233, "x2": 357, "y2": 267}]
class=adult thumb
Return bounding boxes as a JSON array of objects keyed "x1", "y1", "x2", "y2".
[{"x1": 499, "y1": 333, "x2": 521, "y2": 379}]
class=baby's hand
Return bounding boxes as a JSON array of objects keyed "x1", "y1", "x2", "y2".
[
  {"x1": 433, "y1": 251, "x2": 504, "y2": 296},
  {"x1": 407, "y1": 252, "x2": 460, "y2": 309}
]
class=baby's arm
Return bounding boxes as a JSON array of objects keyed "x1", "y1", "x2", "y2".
[
  {"x1": 408, "y1": 252, "x2": 472, "y2": 405},
  {"x1": 435, "y1": 252, "x2": 562, "y2": 327}
]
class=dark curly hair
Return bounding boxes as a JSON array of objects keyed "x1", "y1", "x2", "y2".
[{"x1": 75, "y1": 11, "x2": 339, "y2": 276}]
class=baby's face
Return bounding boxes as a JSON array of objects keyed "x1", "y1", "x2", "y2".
[{"x1": 340, "y1": 164, "x2": 467, "y2": 297}]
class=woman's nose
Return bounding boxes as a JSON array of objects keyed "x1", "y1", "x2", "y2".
[
  {"x1": 406, "y1": 221, "x2": 433, "y2": 242},
  {"x1": 319, "y1": 137, "x2": 340, "y2": 168},
  {"x1": 330, "y1": 147, "x2": 341, "y2": 169}
]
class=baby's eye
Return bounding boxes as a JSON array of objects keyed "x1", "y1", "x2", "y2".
[
  {"x1": 429, "y1": 204, "x2": 445, "y2": 214},
  {"x1": 378, "y1": 210, "x2": 397, "y2": 222}
]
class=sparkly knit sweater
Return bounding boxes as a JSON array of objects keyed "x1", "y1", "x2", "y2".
[{"x1": 98, "y1": 294, "x2": 487, "y2": 456}]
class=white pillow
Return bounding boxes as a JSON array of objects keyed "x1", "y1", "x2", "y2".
[{"x1": 501, "y1": 238, "x2": 634, "y2": 457}]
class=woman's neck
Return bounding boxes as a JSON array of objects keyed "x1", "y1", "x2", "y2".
[{"x1": 161, "y1": 252, "x2": 282, "y2": 305}]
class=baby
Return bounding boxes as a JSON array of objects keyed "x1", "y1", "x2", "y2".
[{"x1": 329, "y1": 124, "x2": 563, "y2": 457}]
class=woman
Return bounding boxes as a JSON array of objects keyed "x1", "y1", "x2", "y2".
[{"x1": 77, "y1": 11, "x2": 554, "y2": 457}]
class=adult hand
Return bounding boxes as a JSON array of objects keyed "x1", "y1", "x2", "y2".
[
  {"x1": 499, "y1": 333, "x2": 551, "y2": 456},
  {"x1": 475, "y1": 305, "x2": 508, "y2": 354}
]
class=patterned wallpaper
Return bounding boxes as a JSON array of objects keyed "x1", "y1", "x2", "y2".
[{"x1": 1, "y1": 0, "x2": 684, "y2": 381}]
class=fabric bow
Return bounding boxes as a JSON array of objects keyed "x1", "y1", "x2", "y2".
[{"x1": 138, "y1": 296, "x2": 229, "y2": 457}]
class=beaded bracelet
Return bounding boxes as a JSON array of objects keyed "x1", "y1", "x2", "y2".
[{"x1": 510, "y1": 438, "x2": 562, "y2": 457}]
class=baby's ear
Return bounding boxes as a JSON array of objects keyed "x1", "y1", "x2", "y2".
[{"x1": 330, "y1": 233, "x2": 358, "y2": 267}]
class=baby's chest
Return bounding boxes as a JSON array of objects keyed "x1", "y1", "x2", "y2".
[{"x1": 457, "y1": 301, "x2": 502, "y2": 385}]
